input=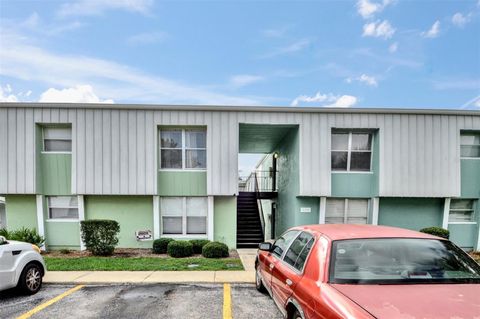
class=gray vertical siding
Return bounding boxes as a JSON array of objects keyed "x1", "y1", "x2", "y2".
[{"x1": 0, "y1": 105, "x2": 479, "y2": 197}]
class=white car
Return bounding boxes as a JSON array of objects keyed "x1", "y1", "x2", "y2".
[{"x1": 0, "y1": 236, "x2": 46, "y2": 294}]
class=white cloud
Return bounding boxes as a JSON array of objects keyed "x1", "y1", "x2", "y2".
[
  {"x1": 261, "y1": 26, "x2": 289, "y2": 38},
  {"x1": 389, "y1": 42, "x2": 398, "y2": 53},
  {"x1": 362, "y1": 20, "x2": 395, "y2": 39},
  {"x1": 452, "y1": 13, "x2": 471, "y2": 28},
  {"x1": 356, "y1": 0, "x2": 393, "y2": 19},
  {"x1": 461, "y1": 95, "x2": 480, "y2": 109},
  {"x1": 291, "y1": 92, "x2": 357, "y2": 108},
  {"x1": 0, "y1": 84, "x2": 18, "y2": 102},
  {"x1": 422, "y1": 20, "x2": 440, "y2": 38},
  {"x1": 0, "y1": 31, "x2": 260, "y2": 105},
  {"x1": 229, "y1": 75, "x2": 264, "y2": 88},
  {"x1": 58, "y1": 0, "x2": 153, "y2": 17},
  {"x1": 39, "y1": 85, "x2": 114, "y2": 103},
  {"x1": 260, "y1": 38, "x2": 313, "y2": 58},
  {"x1": 347, "y1": 74, "x2": 378, "y2": 87},
  {"x1": 127, "y1": 32, "x2": 168, "y2": 45}
]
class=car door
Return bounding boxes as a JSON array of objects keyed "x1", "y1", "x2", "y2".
[
  {"x1": 0, "y1": 241, "x2": 16, "y2": 290},
  {"x1": 271, "y1": 232, "x2": 315, "y2": 308},
  {"x1": 262, "y1": 230, "x2": 300, "y2": 293}
]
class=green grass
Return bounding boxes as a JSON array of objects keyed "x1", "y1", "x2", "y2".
[{"x1": 44, "y1": 257, "x2": 244, "y2": 271}]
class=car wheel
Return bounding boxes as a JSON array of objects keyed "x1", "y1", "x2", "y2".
[
  {"x1": 292, "y1": 309, "x2": 303, "y2": 319},
  {"x1": 255, "y1": 263, "x2": 267, "y2": 293},
  {"x1": 17, "y1": 263, "x2": 42, "y2": 295}
]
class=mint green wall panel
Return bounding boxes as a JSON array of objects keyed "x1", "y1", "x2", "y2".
[
  {"x1": 4, "y1": 195, "x2": 37, "y2": 231},
  {"x1": 448, "y1": 224, "x2": 477, "y2": 249},
  {"x1": 275, "y1": 128, "x2": 300, "y2": 236},
  {"x1": 460, "y1": 159, "x2": 480, "y2": 198},
  {"x1": 85, "y1": 196, "x2": 153, "y2": 248},
  {"x1": 378, "y1": 198, "x2": 444, "y2": 231},
  {"x1": 214, "y1": 196, "x2": 236, "y2": 248},
  {"x1": 44, "y1": 222, "x2": 80, "y2": 249},
  {"x1": 331, "y1": 173, "x2": 376, "y2": 198},
  {"x1": 158, "y1": 171, "x2": 207, "y2": 196},
  {"x1": 40, "y1": 154, "x2": 72, "y2": 195},
  {"x1": 295, "y1": 197, "x2": 320, "y2": 226}
]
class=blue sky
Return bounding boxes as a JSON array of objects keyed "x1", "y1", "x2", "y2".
[{"x1": 0, "y1": 0, "x2": 479, "y2": 110}]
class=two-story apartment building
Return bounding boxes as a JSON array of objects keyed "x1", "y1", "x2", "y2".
[{"x1": 0, "y1": 103, "x2": 479, "y2": 250}]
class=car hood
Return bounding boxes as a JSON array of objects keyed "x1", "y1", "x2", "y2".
[{"x1": 332, "y1": 284, "x2": 480, "y2": 319}]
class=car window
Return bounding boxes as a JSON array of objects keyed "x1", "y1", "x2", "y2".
[
  {"x1": 283, "y1": 232, "x2": 314, "y2": 271},
  {"x1": 272, "y1": 230, "x2": 299, "y2": 258},
  {"x1": 330, "y1": 238, "x2": 480, "y2": 284}
]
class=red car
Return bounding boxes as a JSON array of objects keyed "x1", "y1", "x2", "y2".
[{"x1": 255, "y1": 224, "x2": 480, "y2": 319}]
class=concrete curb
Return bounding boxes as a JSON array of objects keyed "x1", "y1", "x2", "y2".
[{"x1": 43, "y1": 270, "x2": 256, "y2": 285}]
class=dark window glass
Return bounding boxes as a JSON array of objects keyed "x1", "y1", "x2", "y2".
[
  {"x1": 330, "y1": 238, "x2": 480, "y2": 284},
  {"x1": 332, "y1": 134, "x2": 349, "y2": 150},
  {"x1": 161, "y1": 150, "x2": 182, "y2": 169},
  {"x1": 350, "y1": 152, "x2": 371, "y2": 171},
  {"x1": 331, "y1": 151, "x2": 348, "y2": 170},
  {"x1": 160, "y1": 130, "x2": 182, "y2": 148},
  {"x1": 284, "y1": 232, "x2": 314, "y2": 270},
  {"x1": 272, "y1": 231, "x2": 299, "y2": 258},
  {"x1": 294, "y1": 238, "x2": 314, "y2": 271}
]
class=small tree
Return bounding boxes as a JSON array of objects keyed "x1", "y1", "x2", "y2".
[{"x1": 80, "y1": 220, "x2": 120, "y2": 256}]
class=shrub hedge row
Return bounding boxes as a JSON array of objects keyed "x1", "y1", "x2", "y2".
[{"x1": 152, "y1": 238, "x2": 229, "y2": 258}]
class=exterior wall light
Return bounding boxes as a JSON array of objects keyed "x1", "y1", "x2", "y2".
[{"x1": 273, "y1": 152, "x2": 279, "y2": 159}]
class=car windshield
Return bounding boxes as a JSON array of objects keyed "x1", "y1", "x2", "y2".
[{"x1": 329, "y1": 238, "x2": 480, "y2": 284}]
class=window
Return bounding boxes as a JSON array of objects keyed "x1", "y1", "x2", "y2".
[
  {"x1": 47, "y1": 196, "x2": 78, "y2": 219},
  {"x1": 331, "y1": 132, "x2": 372, "y2": 171},
  {"x1": 160, "y1": 128, "x2": 206, "y2": 169},
  {"x1": 460, "y1": 132, "x2": 480, "y2": 158},
  {"x1": 161, "y1": 197, "x2": 207, "y2": 235},
  {"x1": 272, "y1": 230, "x2": 299, "y2": 258},
  {"x1": 449, "y1": 199, "x2": 476, "y2": 223},
  {"x1": 283, "y1": 232, "x2": 314, "y2": 271},
  {"x1": 325, "y1": 198, "x2": 368, "y2": 224},
  {"x1": 43, "y1": 127, "x2": 72, "y2": 152}
]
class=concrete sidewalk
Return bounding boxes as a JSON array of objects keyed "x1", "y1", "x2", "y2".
[
  {"x1": 43, "y1": 249, "x2": 258, "y2": 284},
  {"x1": 44, "y1": 270, "x2": 255, "y2": 284}
]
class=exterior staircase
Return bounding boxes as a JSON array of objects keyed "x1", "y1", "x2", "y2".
[{"x1": 236, "y1": 192, "x2": 264, "y2": 248}]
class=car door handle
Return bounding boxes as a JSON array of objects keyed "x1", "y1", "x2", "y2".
[
  {"x1": 285, "y1": 279, "x2": 293, "y2": 286},
  {"x1": 269, "y1": 263, "x2": 275, "y2": 270}
]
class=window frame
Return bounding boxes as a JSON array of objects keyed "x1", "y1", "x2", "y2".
[
  {"x1": 159, "y1": 128, "x2": 207, "y2": 171},
  {"x1": 46, "y1": 196, "x2": 79, "y2": 221},
  {"x1": 325, "y1": 198, "x2": 370, "y2": 225},
  {"x1": 160, "y1": 197, "x2": 208, "y2": 237},
  {"x1": 281, "y1": 231, "x2": 316, "y2": 274},
  {"x1": 460, "y1": 132, "x2": 480, "y2": 160},
  {"x1": 42, "y1": 126, "x2": 72, "y2": 154},
  {"x1": 448, "y1": 199, "x2": 477, "y2": 224},
  {"x1": 331, "y1": 131, "x2": 374, "y2": 173}
]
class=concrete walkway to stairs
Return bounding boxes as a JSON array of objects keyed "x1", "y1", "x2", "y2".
[{"x1": 43, "y1": 249, "x2": 257, "y2": 284}]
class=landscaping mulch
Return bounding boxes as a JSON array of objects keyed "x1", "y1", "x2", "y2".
[{"x1": 42, "y1": 248, "x2": 240, "y2": 259}]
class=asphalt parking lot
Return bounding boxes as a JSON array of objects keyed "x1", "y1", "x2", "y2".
[{"x1": 0, "y1": 283, "x2": 282, "y2": 319}]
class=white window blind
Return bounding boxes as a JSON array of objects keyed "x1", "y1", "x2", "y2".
[
  {"x1": 161, "y1": 197, "x2": 207, "y2": 235},
  {"x1": 43, "y1": 127, "x2": 72, "y2": 152},
  {"x1": 449, "y1": 199, "x2": 475, "y2": 222},
  {"x1": 325, "y1": 198, "x2": 368, "y2": 224},
  {"x1": 48, "y1": 196, "x2": 78, "y2": 219}
]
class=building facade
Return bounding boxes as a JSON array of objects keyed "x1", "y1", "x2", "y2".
[{"x1": 0, "y1": 103, "x2": 479, "y2": 250}]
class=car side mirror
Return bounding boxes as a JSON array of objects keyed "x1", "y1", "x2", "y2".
[
  {"x1": 0, "y1": 236, "x2": 7, "y2": 245},
  {"x1": 258, "y1": 242, "x2": 272, "y2": 251}
]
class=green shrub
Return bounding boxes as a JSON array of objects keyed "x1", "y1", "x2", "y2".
[
  {"x1": 190, "y1": 239, "x2": 211, "y2": 254},
  {"x1": 420, "y1": 226, "x2": 450, "y2": 239},
  {"x1": 167, "y1": 240, "x2": 193, "y2": 258},
  {"x1": 0, "y1": 227, "x2": 45, "y2": 246},
  {"x1": 80, "y1": 220, "x2": 120, "y2": 256},
  {"x1": 202, "y1": 241, "x2": 229, "y2": 258},
  {"x1": 153, "y1": 238, "x2": 175, "y2": 254}
]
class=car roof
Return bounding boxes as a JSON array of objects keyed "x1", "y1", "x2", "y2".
[{"x1": 290, "y1": 224, "x2": 443, "y2": 241}]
